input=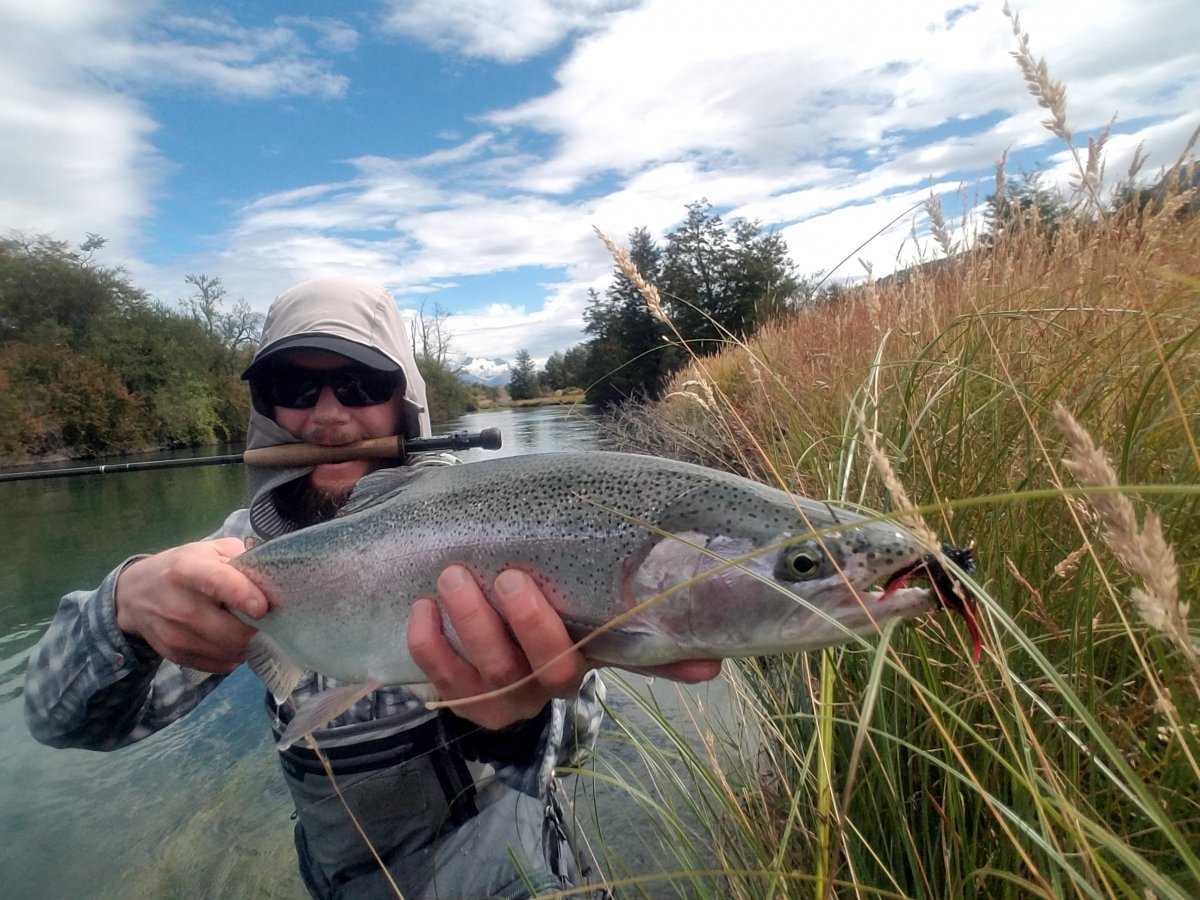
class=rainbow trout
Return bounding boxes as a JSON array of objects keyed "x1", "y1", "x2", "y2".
[{"x1": 233, "y1": 451, "x2": 975, "y2": 745}]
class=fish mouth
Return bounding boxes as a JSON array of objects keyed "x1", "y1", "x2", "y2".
[{"x1": 875, "y1": 543, "x2": 981, "y2": 662}]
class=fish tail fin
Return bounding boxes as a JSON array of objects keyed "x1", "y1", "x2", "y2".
[
  {"x1": 278, "y1": 681, "x2": 383, "y2": 750},
  {"x1": 244, "y1": 632, "x2": 306, "y2": 704}
]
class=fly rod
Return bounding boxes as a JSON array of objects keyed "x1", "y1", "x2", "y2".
[{"x1": 0, "y1": 428, "x2": 503, "y2": 484}]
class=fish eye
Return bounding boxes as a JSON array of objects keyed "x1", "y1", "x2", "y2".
[{"x1": 777, "y1": 544, "x2": 824, "y2": 581}]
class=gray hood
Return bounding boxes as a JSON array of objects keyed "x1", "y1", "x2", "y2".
[{"x1": 244, "y1": 276, "x2": 432, "y2": 539}]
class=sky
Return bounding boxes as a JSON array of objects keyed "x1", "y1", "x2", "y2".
[{"x1": 2, "y1": 1, "x2": 1197, "y2": 363}]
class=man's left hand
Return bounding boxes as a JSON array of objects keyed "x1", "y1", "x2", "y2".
[{"x1": 407, "y1": 565, "x2": 721, "y2": 731}]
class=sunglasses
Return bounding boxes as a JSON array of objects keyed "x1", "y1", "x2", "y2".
[{"x1": 254, "y1": 367, "x2": 400, "y2": 409}]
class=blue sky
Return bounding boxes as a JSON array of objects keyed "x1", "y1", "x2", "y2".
[{"x1": 3, "y1": 1, "x2": 1197, "y2": 362}]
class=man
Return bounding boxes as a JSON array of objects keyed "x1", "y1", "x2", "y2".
[{"x1": 25, "y1": 275, "x2": 719, "y2": 899}]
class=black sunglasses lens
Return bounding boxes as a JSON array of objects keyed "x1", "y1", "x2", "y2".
[
  {"x1": 261, "y1": 374, "x2": 322, "y2": 409},
  {"x1": 258, "y1": 369, "x2": 396, "y2": 409},
  {"x1": 331, "y1": 371, "x2": 397, "y2": 406}
]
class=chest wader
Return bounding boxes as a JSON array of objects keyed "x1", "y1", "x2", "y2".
[{"x1": 271, "y1": 700, "x2": 586, "y2": 900}]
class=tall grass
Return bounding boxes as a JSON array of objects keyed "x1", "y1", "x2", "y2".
[{"x1": 583, "y1": 14, "x2": 1199, "y2": 897}]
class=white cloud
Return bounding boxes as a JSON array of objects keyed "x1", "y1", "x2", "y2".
[
  {"x1": 102, "y1": 14, "x2": 351, "y2": 99},
  {"x1": 488, "y1": 0, "x2": 1197, "y2": 201},
  {"x1": 378, "y1": 0, "x2": 638, "y2": 62},
  {"x1": 485, "y1": 0, "x2": 1007, "y2": 189},
  {"x1": 5, "y1": 0, "x2": 1198, "y2": 365},
  {"x1": 206, "y1": 0, "x2": 1199, "y2": 358},
  {"x1": 0, "y1": 1, "x2": 357, "y2": 261},
  {"x1": 447, "y1": 294, "x2": 590, "y2": 359},
  {"x1": 0, "y1": 1, "x2": 159, "y2": 250},
  {"x1": 278, "y1": 15, "x2": 360, "y2": 53}
]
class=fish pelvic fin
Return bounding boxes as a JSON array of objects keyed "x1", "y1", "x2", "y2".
[
  {"x1": 277, "y1": 681, "x2": 383, "y2": 751},
  {"x1": 244, "y1": 632, "x2": 306, "y2": 704}
]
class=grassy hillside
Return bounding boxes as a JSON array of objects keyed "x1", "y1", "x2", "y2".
[{"x1": 591, "y1": 135, "x2": 1200, "y2": 898}]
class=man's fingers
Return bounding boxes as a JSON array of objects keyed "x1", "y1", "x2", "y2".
[
  {"x1": 436, "y1": 566, "x2": 531, "y2": 689},
  {"x1": 146, "y1": 592, "x2": 256, "y2": 669},
  {"x1": 407, "y1": 596, "x2": 485, "y2": 695},
  {"x1": 117, "y1": 541, "x2": 265, "y2": 671},
  {"x1": 493, "y1": 569, "x2": 584, "y2": 694},
  {"x1": 182, "y1": 544, "x2": 269, "y2": 620},
  {"x1": 660, "y1": 659, "x2": 723, "y2": 682},
  {"x1": 209, "y1": 536, "x2": 253, "y2": 561}
]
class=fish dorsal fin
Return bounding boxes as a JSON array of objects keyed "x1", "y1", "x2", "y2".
[
  {"x1": 278, "y1": 681, "x2": 383, "y2": 750},
  {"x1": 244, "y1": 632, "x2": 306, "y2": 704},
  {"x1": 339, "y1": 466, "x2": 429, "y2": 518}
]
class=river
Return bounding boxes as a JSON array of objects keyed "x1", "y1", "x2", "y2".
[{"x1": 0, "y1": 406, "x2": 741, "y2": 899}]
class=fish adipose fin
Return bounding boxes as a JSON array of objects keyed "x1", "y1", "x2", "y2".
[
  {"x1": 244, "y1": 632, "x2": 306, "y2": 704},
  {"x1": 278, "y1": 681, "x2": 383, "y2": 751}
]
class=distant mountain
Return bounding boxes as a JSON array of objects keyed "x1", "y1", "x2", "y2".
[{"x1": 456, "y1": 356, "x2": 513, "y2": 386}]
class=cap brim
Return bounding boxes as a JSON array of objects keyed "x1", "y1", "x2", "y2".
[{"x1": 242, "y1": 334, "x2": 401, "y2": 380}]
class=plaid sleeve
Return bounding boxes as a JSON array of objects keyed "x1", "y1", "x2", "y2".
[{"x1": 23, "y1": 511, "x2": 251, "y2": 751}]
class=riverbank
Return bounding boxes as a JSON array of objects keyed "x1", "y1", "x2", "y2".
[
  {"x1": 1, "y1": 391, "x2": 595, "y2": 469},
  {"x1": 471, "y1": 390, "x2": 589, "y2": 410},
  {"x1": 0, "y1": 441, "x2": 237, "y2": 471}
]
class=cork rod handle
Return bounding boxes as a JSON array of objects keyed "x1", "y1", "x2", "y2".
[{"x1": 242, "y1": 436, "x2": 404, "y2": 468}]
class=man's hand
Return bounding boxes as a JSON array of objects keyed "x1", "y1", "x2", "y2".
[
  {"x1": 407, "y1": 565, "x2": 721, "y2": 731},
  {"x1": 114, "y1": 538, "x2": 269, "y2": 673}
]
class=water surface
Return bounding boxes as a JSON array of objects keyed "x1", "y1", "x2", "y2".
[{"x1": 1, "y1": 405, "x2": 737, "y2": 898}]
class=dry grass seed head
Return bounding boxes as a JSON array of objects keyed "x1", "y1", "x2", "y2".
[
  {"x1": 1054, "y1": 403, "x2": 1195, "y2": 662},
  {"x1": 857, "y1": 414, "x2": 941, "y2": 554},
  {"x1": 858, "y1": 258, "x2": 882, "y2": 336},
  {"x1": 925, "y1": 191, "x2": 956, "y2": 259},
  {"x1": 593, "y1": 226, "x2": 670, "y2": 325},
  {"x1": 1004, "y1": 2, "x2": 1071, "y2": 143}
]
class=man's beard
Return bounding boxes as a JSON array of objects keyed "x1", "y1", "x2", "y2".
[{"x1": 272, "y1": 477, "x2": 354, "y2": 528}]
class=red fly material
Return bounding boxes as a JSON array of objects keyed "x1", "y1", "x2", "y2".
[{"x1": 881, "y1": 544, "x2": 981, "y2": 663}]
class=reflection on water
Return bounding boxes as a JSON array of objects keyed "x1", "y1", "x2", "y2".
[
  {"x1": 442, "y1": 404, "x2": 613, "y2": 461},
  {"x1": 1, "y1": 405, "x2": 736, "y2": 898}
]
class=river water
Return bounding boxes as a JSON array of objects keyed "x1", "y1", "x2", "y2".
[{"x1": 1, "y1": 406, "x2": 742, "y2": 899}]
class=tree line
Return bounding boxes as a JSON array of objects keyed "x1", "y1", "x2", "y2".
[
  {"x1": 510, "y1": 170, "x2": 1200, "y2": 405},
  {"x1": 0, "y1": 201, "x2": 819, "y2": 462},
  {"x1": 0, "y1": 234, "x2": 265, "y2": 462},
  {"x1": 0, "y1": 235, "x2": 476, "y2": 462},
  {"x1": 13, "y1": 175, "x2": 1152, "y2": 461},
  {"x1": 507, "y1": 199, "x2": 820, "y2": 406}
]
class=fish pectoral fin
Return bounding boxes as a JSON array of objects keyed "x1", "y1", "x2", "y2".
[
  {"x1": 278, "y1": 681, "x2": 383, "y2": 751},
  {"x1": 244, "y1": 633, "x2": 306, "y2": 704}
]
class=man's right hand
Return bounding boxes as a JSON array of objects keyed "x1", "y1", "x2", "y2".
[{"x1": 114, "y1": 538, "x2": 269, "y2": 673}]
